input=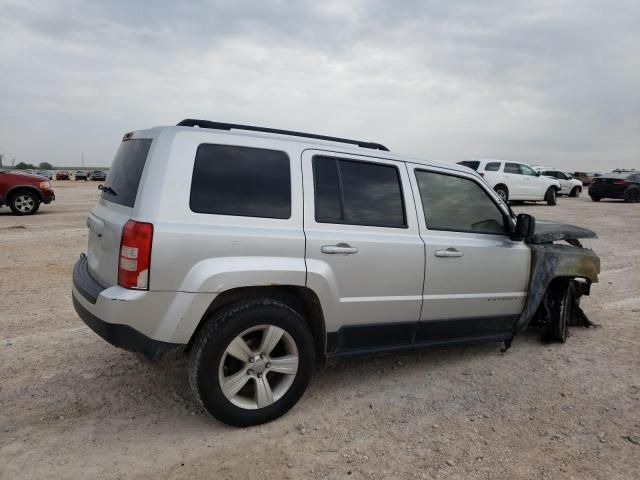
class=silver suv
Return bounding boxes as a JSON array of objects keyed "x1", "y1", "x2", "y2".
[{"x1": 72, "y1": 119, "x2": 600, "y2": 426}]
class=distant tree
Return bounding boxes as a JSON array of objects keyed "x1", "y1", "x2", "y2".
[
  {"x1": 16, "y1": 162, "x2": 36, "y2": 170},
  {"x1": 38, "y1": 162, "x2": 53, "y2": 170}
]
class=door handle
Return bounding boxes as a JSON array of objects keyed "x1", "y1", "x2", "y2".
[
  {"x1": 434, "y1": 248, "x2": 463, "y2": 258},
  {"x1": 321, "y1": 243, "x2": 359, "y2": 255}
]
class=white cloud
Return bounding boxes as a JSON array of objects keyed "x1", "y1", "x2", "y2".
[{"x1": 0, "y1": 0, "x2": 638, "y2": 170}]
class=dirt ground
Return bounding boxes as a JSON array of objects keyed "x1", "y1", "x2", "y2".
[{"x1": 1, "y1": 180, "x2": 639, "y2": 479}]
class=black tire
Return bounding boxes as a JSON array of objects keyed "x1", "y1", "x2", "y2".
[
  {"x1": 569, "y1": 186, "x2": 581, "y2": 198},
  {"x1": 494, "y1": 185, "x2": 509, "y2": 203},
  {"x1": 545, "y1": 187, "x2": 557, "y2": 206},
  {"x1": 8, "y1": 190, "x2": 40, "y2": 215},
  {"x1": 543, "y1": 280, "x2": 576, "y2": 343},
  {"x1": 590, "y1": 194, "x2": 601, "y2": 202},
  {"x1": 189, "y1": 298, "x2": 315, "y2": 427},
  {"x1": 624, "y1": 187, "x2": 640, "y2": 203}
]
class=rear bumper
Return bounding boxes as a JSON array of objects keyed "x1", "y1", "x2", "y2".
[
  {"x1": 72, "y1": 254, "x2": 182, "y2": 360},
  {"x1": 588, "y1": 184, "x2": 627, "y2": 198}
]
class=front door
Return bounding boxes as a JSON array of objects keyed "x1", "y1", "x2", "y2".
[
  {"x1": 302, "y1": 151, "x2": 425, "y2": 354},
  {"x1": 407, "y1": 164, "x2": 530, "y2": 345}
]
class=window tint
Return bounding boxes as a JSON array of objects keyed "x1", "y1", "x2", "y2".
[
  {"x1": 504, "y1": 163, "x2": 520, "y2": 174},
  {"x1": 313, "y1": 156, "x2": 406, "y2": 227},
  {"x1": 458, "y1": 161, "x2": 479, "y2": 171},
  {"x1": 102, "y1": 139, "x2": 152, "y2": 207},
  {"x1": 556, "y1": 172, "x2": 568, "y2": 180},
  {"x1": 543, "y1": 171, "x2": 557, "y2": 178},
  {"x1": 190, "y1": 144, "x2": 291, "y2": 219},
  {"x1": 519, "y1": 164, "x2": 537, "y2": 176},
  {"x1": 415, "y1": 170, "x2": 506, "y2": 235},
  {"x1": 485, "y1": 162, "x2": 501, "y2": 171}
]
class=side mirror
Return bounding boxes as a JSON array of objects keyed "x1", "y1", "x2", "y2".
[
  {"x1": 511, "y1": 213, "x2": 535, "y2": 242},
  {"x1": 535, "y1": 171, "x2": 541, "y2": 176}
]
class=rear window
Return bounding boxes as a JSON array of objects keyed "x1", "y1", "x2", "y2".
[
  {"x1": 458, "y1": 161, "x2": 479, "y2": 171},
  {"x1": 190, "y1": 144, "x2": 291, "y2": 219},
  {"x1": 102, "y1": 139, "x2": 152, "y2": 207}
]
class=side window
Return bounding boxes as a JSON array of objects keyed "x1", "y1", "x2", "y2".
[
  {"x1": 485, "y1": 162, "x2": 500, "y2": 171},
  {"x1": 504, "y1": 163, "x2": 520, "y2": 174},
  {"x1": 543, "y1": 170, "x2": 556, "y2": 178},
  {"x1": 190, "y1": 144, "x2": 291, "y2": 219},
  {"x1": 313, "y1": 156, "x2": 406, "y2": 228},
  {"x1": 415, "y1": 170, "x2": 507, "y2": 235},
  {"x1": 556, "y1": 172, "x2": 568, "y2": 180},
  {"x1": 519, "y1": 164, "x2": 538, "y2": 176}
]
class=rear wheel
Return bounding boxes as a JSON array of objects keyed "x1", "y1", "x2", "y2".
[
  {"x1": 624, "y1": 187, "x2": 640, "y2": 203},
  {"x1": 590, "y1": 194, "x2": 601, "y2": 202},
  {"x1": 189, "y1": 299, "x2": 314, "y2": 427},
  {"x1": 569, "y1": 186, "x2": 581, "y2": 198},
  {"x1": 545, "y1": 188, "x2": 557, "y2": 206},
  {"x1": 9, "y1": 190, "x2": 40, "y2": 215},
  {"x1": 494, "y1": 185, "x2": 509, "y2": 203}
]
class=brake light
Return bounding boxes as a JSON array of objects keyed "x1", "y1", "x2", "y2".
[
  {"x1": 614, "y1": 179, "x2": 627, "y2": 185},
  {"x1": 118, "y1": 220, "x2": 153, "y2": 290}
]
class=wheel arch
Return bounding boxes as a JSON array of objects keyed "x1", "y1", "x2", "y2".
[
  {"x1": 185, "y1": 285, "x2": 327, "y2": 365},
  {"x1": 6, "y1": 185, "x2": 44, "y2": 202}
]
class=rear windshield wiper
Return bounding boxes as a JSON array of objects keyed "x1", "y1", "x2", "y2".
[{"x1": 98, "y1": 184, "x2": 117, "y2": 196}]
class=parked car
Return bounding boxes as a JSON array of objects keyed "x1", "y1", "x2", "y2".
[
  {"x1": 0, "y1": 170, "x2": 55, "y2": 215},
  {"x1": 531, "y1": 167, "x2": 583, "y2": 197},
  {"x1": 90, "y1": 170, "x2": 107, "y2": 181},
  {"x1": 588, "y1": 171, "x2": 640, "y2": 202},
  {"x1": 75, "y1": 170, "x2": 89, "y2": 181},
  {"x1": 573, "y1": 172, "x2": 601, "y2": 186},
  {"x1": 56, "y1": 170, "x2": 70, "y2": 180},
  {"x1": 458, "y1": 159, "x2": 560, "y2": 205},
  {"x1": 37, "y1": 170, "x2": 53, "y2": 180},
  {"x1": 72, "y1": 119, "x2": 600, "y2": 427}
]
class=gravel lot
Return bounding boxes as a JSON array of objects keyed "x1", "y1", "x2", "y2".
[{"x1": 1, "y1": 180, "x2": 639, "y2": 479}]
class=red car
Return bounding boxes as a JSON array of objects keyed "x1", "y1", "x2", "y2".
[
  {"x1": 56, "y1": 170, "x2": 70, "y2": 180},
  {"x1": 0, "y1": 171, "x2": 55, "y2": 215}
]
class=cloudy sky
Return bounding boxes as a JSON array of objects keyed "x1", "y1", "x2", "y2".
[{"x1": 1, "y1": 0, "x2": 638, "y2": 170}]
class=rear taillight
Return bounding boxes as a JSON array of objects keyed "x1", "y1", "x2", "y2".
[
  {"x1": 118, "y1": 220, "x2": 153, "y2": 290},
  {"x1": 614, "y1": 179, "x2": 627, "y2": 185}
]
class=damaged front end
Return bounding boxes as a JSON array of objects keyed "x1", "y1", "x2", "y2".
[{"x1": 511, "y1": 217, "x2": 600, "y2": 341}]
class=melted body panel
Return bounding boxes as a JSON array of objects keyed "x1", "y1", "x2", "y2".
[{"x1": 515, "y1": 243, "x2": 600, "y2": 333}]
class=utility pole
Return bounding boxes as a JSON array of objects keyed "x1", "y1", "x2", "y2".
[{"x1": 82, "y1": 152, "x2": 85, "y2": 167}]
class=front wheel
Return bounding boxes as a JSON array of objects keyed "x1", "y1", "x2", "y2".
[
  {"x1": 545, "y1": 188, "x2": 557, "y2": 206},
  {"x1": 590, "y1": 194, "x2": 601, "y2": 202},
  {"x1": 9, "y1": 191, "x2": 40, "y2": 215},
  {"x1": 544, "y1": 281, "x2": 578, "y2": 343},
  {"x1": 189, "y1": 299, "x2": 315, "y2": 427}
]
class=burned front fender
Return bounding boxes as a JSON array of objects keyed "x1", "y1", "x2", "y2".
[{"x1": 515, "y1": 243, "x2": 600, "y2": 333}]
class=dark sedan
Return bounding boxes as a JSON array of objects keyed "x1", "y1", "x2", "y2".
[
  {"x1": 90, "y1": 170, "x2": 107, "y2": 181},
  {"x1": 589, "y1": 171, "x2": 640, "y2": 202}
]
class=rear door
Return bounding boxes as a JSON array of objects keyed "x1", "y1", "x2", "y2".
[
  {"x1": 407, "y1": 164, "x2": 530, "y2": 344},
  {"x1": 86, "y1": 137, "x2": 152, "y2": 286},
  {"x1": 503, "y1": 162, "x2": 526, "y2": 197},
  {"x1": 302, "y1": 151, "x2": 425, "y2": 354}
]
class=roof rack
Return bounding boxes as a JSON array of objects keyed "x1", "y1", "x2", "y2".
[{"x1": 176, "y1": 119, "x2": 389, "y2": 151}]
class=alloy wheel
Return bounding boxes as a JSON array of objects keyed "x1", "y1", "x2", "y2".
[
  {"x1": 218, "y1": 325, "x2": 299, "y2": 410},
  {"x1": 14, "y1": 194, "x2": 36, "y2": 213}
]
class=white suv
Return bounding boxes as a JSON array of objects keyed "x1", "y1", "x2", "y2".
[
  {"x1": 72, "y1": 120, "x2": 599, "y2": 426},
  {"x1": 458, "y1": 159, "x2": 560, "y2": 205},
  {"x1": 531, "y1": 166, "x2": 583, "y2": 197}
]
